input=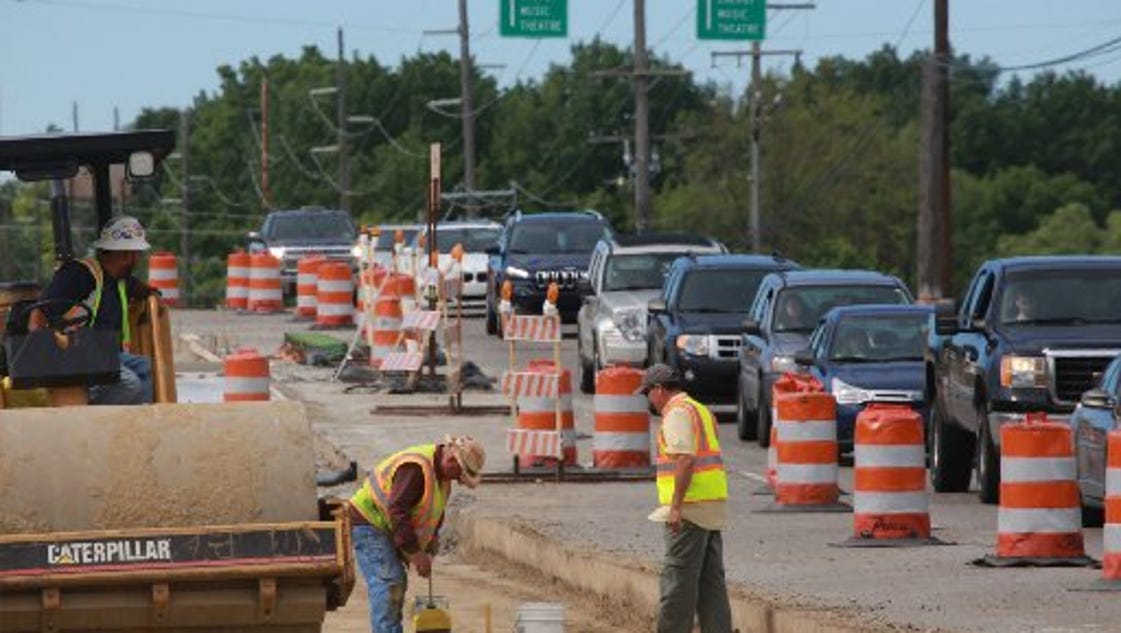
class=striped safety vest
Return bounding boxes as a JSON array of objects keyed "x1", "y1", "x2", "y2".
[
  {"x1": 349, "y1": 444, "x2": 449, "y2": 552},
  {"x1": 656, "y1": 393, "x2": 728, "y2": 506},
  {"x1": 69, "y1": 257, "x2": 132, "y2": 349}
]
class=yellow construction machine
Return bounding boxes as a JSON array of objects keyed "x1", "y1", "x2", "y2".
[{"x1": 0, "y1": 131, "x2": 354, "y2": 632}]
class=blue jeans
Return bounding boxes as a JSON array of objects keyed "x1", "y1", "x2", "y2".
[
  {"x1": 89, "y1": 352, "x2": 153, "y2": 405},
  {"x1": 352, "y1": 524, "x2": 407, "y2": 633}
]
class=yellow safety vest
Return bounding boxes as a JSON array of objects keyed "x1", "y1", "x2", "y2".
[
  {"x1": 349, "y1": 444, "x2": 448, "y2": 552},
  {"x1": 656, "y1": 393, "x2": 728, "y2": 506},
  {"x1": 71, "y1": 257, "x2": 131, "y2": 348}
]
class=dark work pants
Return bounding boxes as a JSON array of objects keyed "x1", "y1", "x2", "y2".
[{"x1": 658, "y1": 520, "x2": 732, "y2": 633}]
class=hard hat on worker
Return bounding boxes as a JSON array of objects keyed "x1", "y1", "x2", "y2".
[
  {"x1": 92, "y1": 216, "x2": 151, "y2": 251},
  {"x1": 446, "y1": 435, "x2": 486, "y2": 488}
]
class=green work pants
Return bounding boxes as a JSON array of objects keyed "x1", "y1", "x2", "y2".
[{"x1": 658, "y1": 520, "x2": 732, "y2": 633}]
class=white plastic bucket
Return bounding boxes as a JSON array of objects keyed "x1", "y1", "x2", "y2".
[{"x1": 514, "y1": 602, "x2": 565, "y2": 633}]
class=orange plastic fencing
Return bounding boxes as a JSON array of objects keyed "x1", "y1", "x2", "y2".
[
  {"x1": 853, "y1": 404, "x2": 930, "y2": 539},
  {"x1": 593, "y1": 366, "x2": 651, "y2": 469}
]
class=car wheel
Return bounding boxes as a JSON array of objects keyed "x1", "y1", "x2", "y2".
[
  {"x1": 756, "y1": 387, "x2": 772, "y2": 449},
  {"x1": 976, "y1": 412, "x2": 1000, "y2": 505},
  {"x1": 929, "y1": 397, "x2": 974, "y2": 493},
  {"x1": 736, "y1": 383, "x2": 758, "y2": 442}
]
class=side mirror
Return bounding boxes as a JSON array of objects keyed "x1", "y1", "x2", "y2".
[
  {"x1": 741, "y1": 319, "x2": 761, "y2": 336},
  {"x1": 934, "y1": 299, "x2": 957, "y2": 336},
  {"x1": 793, "y1": 348, "x2": 816, "y2": 367},
  {"x1": 1081, "y1": 388, "x2": 1114, "y2": 410},
  {"x1": 127, "y1": 151, "x2": 156, "y2": 178},
  {"x1": 647, "y1": 299, "x2": 667, "y2": 314},
  {"x1": 247, "y1": 231, "x2": 262, "y2": 241}
]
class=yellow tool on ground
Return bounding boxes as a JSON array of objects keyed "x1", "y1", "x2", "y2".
[{"x1": 413, "y1": 576, "x2": 452, "y2": 632}]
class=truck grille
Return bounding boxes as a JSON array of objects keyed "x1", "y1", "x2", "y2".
[
  {"x1": 711, "y1": 335, "x2": 741, "y2": 360},
  {"x1": 534, "y1": 269, "x2": 586, "y2": 290},
  {"x1": 1047, "y1": 351, "x2": 1120, "y2": 404}
]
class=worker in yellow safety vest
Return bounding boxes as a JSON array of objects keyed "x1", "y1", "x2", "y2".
[
  {"x1": 348, "y1": 436, "x2": 486, "y2": 633},
  {"x1": 637, "y1": 363, "x2": 732, "y2": 633},
  {"x1": 30, "y1": 216, "x2": 157, "y2": 405}
]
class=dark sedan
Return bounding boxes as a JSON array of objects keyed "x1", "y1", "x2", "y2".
[
  {"x1": 794, "y1": 305, "x2": 933, "y2": 452},
  {"x1": 1071, "y1": 353, "x2": 1121, "y2": 527}
]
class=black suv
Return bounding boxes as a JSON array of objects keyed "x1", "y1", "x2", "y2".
[
  {"x1": 248, "y1": 207, "x2": 358, "y2": 297},
  {"x1": 646, "y1": 254, "x2": 799, "y2": 411},
  {"x1": 737, "y1": 269, "x2": 913, "y2": 443},
  {"x1": 485, "y1": 210, "x2": 612, "y2": 334},
  {"x1": 928, "y1": 256, "x2": 1121, "y2": 503}
]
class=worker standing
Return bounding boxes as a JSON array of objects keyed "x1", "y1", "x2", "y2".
[
  {"x1": 637, "y1": 363, "x2": 732, "y2": 633},
  {"x1": 348, "y1": 435, "x2": 486, "y2": 633},
  {"x1": 30, "y1": 215, "x2": 156, "y2": 405}
]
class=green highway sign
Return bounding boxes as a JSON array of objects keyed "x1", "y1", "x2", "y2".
[
  {"x1": 697, "y1": 0, "x2": 766, "y2": 41},
  {"x1": 499, "y1": 0, "x2": 567, "y2": 38}
]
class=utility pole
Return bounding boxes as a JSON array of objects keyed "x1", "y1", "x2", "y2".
[
  {"x1": 179, "y1": 110, "x2": 191, "y2": 307},
  {"x1": 458, "y1": 0, "x2": 478, "y2": 216},
  {"x1": 633, "y1": 0, "x2": 651, "y2": 232},
  {"x1": 918, "y1": 0, "x2": 951, "y2": 301},
  {"x1": 261, "y1": 77, "x2": 270, "y2": 210},
  {"x1": 336, "y1": 27, "x2": 350, "y2": 214},
  {"x1": 71, "y1": 101, "x2": 78, "y2": 132}
]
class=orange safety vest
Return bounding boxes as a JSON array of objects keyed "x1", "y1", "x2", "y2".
[
  {"x1": 349, "y1": 444, "x2": 448, "y2": 553},
  {"x1": 656, "y1": 393, "x2": 728, "y2": 506}
]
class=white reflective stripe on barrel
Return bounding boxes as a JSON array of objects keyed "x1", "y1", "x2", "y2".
[
  {"x1": 228, "y1": 266, "x2": 249, "y2": 278},
  {"x1": 519, "y1": 394, "x2": 573, "y2": 413},
  {"x1": 374, "y1": 317, "x2": 402, "y2": 329},
  {"x1": 297, "y1": 296, "x2": 317, "y2": 307},
  {"x1": 997, "y1": 508, "x2": 1081, "y2": 533},
  {"x1": 853, "y1": 491, "x2": 929, "y2": 514},
  {"x1": 854, "y1": 445, "x2": 924, "y2": 468},
  {"x1": 1001, "y1": 457, "x2": 1076, "y2": 482},
  {"x1": 149, "y1": 269, "x2": 177, "y2": 281},
  {"x1": 1105, "y1": 525, "x2": 1121, "y2": 552},
  {"x1": 776, "y1": 463, "x2": 838, "y2": 484},
  {"x1": 1105, "y1": 469, "x2": 1121, "y2": 493},
  {"x1": 593, "y1": 394, "x2": 647, "y2": 413},
  {"x1": 251, "y1": 268, "x2": 280, "y2": 280},
  {"x1": 318, "y1": 280, "x2": 353, "y2": 293},
  {"x1": 224, "y1": 376, "x2": 270, "y2": 394},
  {"x1": 317, "y1": 303, "x2": 353, "y2": 317},
  {"x1": 249, "y1": 288, "x2": 281, "y2": 299},
  {"x1": 227, "y1": 286, "x2": 248, "y2": 298},
  {"x1": 159, "y1": 289, "x2": 180, "y2": 299},
  {"x1": 775, "y1": 420, "x2": 835, "y2": 442},
  {"x1": 298, "y1": 273, "x2": 317, "y2": 285},
  {"x1": 593, "y1": 432, "x2": 650, "y2": 452}
]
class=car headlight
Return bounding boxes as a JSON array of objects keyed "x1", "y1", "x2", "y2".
[
  {"x1": 675, "y1": 335, "x2": 710, "y2": 357},
  {"x1": 1001, "y1": 355, "x2": 1047, "y2": 388},
  {"x1": 351, "y1": 245, "x2": 363, "y2": 257},
  {"x1": 268, "y1": 246, "x2": 286, "y2": 259},
  {"x1": 832, "y1": 378, "x2": 874, "y2": 405},
  {"x1": 770, "y1": 355, "x2": 798, "y2": 374},
  {"x1": 505, "y1": 265, "x2": 530, "y2": 279},
  {"x1": 612, "y1": 308, "x2": 646, "y2": 343}
]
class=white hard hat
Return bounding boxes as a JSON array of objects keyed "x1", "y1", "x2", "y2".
[{"x1": 92, "y1": 216, "x2": 151, "y2": 251}]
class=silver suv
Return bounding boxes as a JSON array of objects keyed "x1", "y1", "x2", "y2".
[{"x1": 576, "y1": 233, "x2": 725, "y2": 393}]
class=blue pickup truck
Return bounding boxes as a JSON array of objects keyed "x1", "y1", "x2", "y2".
[{"x1": 927, "y1": 256, "x2": 1121, "y2": 503}]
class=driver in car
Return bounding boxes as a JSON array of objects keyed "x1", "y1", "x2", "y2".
[{"x1": 30, "y1": 216, "x2": 156, "y2": 405}]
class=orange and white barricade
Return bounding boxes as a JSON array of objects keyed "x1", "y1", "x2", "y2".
[
  {"x1": 247, "y1": 253, "x2": 283, "y2": 313},
  {"x1": 842, "y1": 404, "x2": 938, "y2": 545},
  {"x1": 766, "y1": 379, "x2": 848, "y2": 512},
  {"x1": 223, "y1": 348, "x2": 270, "y2": 401},
  {"x1": 315, "y1": 262, "x2": 354, "y2": 328},
  {"x1": 593, "y1": 366, "x2": 651, "y2": 469},
  {"x1": 981, "y1": 413, "x2": 1092, "y2": 566},
  {"x1": 378, "y1": 309, "x2": 442, "y2": 374},
  {"x1": 1100, "y1": 431, "x2": 1121, "y2": 582},
  {"x1": 225, "y1": 251, "x2": 251, "y2": 310},
  {"x1": 148, "y1": 252, "x2": 179, "y2": 307},
  {"x1": 295, "y1": 255, "x2": 324, "y2": 318}
]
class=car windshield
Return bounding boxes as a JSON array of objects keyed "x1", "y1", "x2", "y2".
[
  {"x1": 269, "y1": 214, "x2": 354, "y2": 241},
  {"x1": 828, "y1": 313, "x2": 929, "y2": 362},
  {"x1": 428, "y1": 227, "x2": 501, "y2": 252},
  {"x1": 508, "y1": 222, "x2": 609, "y2": 254},
  {"x1": 999, "y1": 269, "x2": 1121, "y2": 325},
  {"x1": 604, "y1": 252, "x2": 685, "y2": 291},
  {"x1": 376, "y1": 228, "x2": 420, "y2": 249},
  {"x1": 678, "y1": 269, "x2": 771, "y2": 313},
  {"x1": 774, "y1": 284, "x2": 910, "y2": 333}
]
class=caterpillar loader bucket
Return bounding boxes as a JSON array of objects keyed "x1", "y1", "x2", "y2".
[{"x1": 0, "y1": 131, "x2": 354, "y2": 632}]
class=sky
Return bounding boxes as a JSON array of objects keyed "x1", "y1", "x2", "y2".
[{"x1": 2, "y1": 0, "x2": 1121, "y2": 136}]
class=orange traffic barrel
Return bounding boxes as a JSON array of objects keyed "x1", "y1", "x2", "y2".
[
  {"x1": 388, "y1": 272, "x2": 417, "y2": 313},
  {"x1": 316, "y1": 262, "x2": 354, "y2": 328},
  {"x1": 296, "y1": 255, "x2": 325, "y2": 318},
  {"x1": 147, "y1": 252, "x2": 179, "y2": 307},
  {"x1": 225, "y1": 251, "x2": 251, "y2": 310},
  {"x1": 223, "y1": 348, "x2": 270, "y2": 401},
  {"x1": 593, "y1": 366, "x2": 650, "y2": 469},
  {"x1": 851, "y1": 404, "x2": 930, "y2": 540},
  {"x1": 517, "y1": 359, "x2": 576, "y2": 466},
  {"x1": 774, "y1": 385, "x2": 840, "y2": 507},
  {"x1": 981, "y1": 413, "x2": 1091, "y2": 566},
  {"x1": 767, "y1": 373, "x2": 803, "y2": 489},
  {"x1": 247, "y1": 253, "x2": 283, "y2": 313},
  {"x1": 1103, "y1": 431, "x2": 1121, "y2": 580},
  {"x1": 369, "y1": 293, "x2": 403, "y2": 368}
]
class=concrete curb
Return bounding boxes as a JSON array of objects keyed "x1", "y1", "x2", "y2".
[{"x1": 455, "y1": 513, "x2": 893, "y2": 633}]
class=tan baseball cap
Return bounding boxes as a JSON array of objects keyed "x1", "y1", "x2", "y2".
[{"x1": 446, "y1": 435, "x2": 486, "y2": 488}]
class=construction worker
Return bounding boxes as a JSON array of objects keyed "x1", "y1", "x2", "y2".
[
  {"x1": 348, "y1": 435, "x2": 486, "y2": 633},
  {"x1": 637, "y1": 363, "x2": 732, "y2": 633},
  {"x1": 30, "y1": 216, "x2": 156, "y2": 405}
]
